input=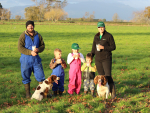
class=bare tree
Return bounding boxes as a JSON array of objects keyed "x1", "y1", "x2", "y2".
[
  {"x1": 132, "y1": 10, "x2": 149, "y2": 23},
  {"x1": 112, "y1": 13, "x2": 120, "y2": 22},
  {"x1": 15, "y1": 15, "x2": 22, "y2": 20},
  {"x1": 0, "y1": 8, "x2": 11, "y2": 20}
]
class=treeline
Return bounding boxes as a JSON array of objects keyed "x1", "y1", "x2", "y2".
[{"x1": 0, "y1": 2, "x2": 150, "y2": 24}]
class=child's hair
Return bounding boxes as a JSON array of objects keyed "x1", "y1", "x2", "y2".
[
  {"x1": 54, "y1": 48, "x2": 61, "y2": 53},
  {"x1": 86, "y1": 53, "x2": 93, "y2": 60}
]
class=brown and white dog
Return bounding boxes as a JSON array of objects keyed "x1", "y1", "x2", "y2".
[
  {"x1": 94, "y1": 75, "x2": 110, "y2": 99},
  {"x1": 31, "y1": 75, "x2": 60, "y2": 101}
]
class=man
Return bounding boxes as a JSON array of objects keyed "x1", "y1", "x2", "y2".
[
  {"x1": 18, "y1": 20, "x2": 45, "y2": 98},
  {"x1": 91, "y1": 21, "x2": 116, "y2": 99}
]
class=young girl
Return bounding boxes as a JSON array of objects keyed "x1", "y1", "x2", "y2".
[{"x1": 67, "y1": 43, "x2": 85, "y2": 95}]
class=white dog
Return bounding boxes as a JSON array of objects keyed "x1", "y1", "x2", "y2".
[
  {"x1": 31, "y1": 75, "x2": 59, "y2": 101},
  {"x1": 94, "y1": 75, "x2": 110, "y2": 99}
]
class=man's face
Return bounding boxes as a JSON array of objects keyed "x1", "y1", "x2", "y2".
[
  {"x1": 98, "y1": 27, "x2": 105, "y2": 34},
  {"x1": 27, "y1": 24, "x2": 34, "y2": 32}
]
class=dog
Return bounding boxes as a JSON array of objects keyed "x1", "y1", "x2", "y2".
[
  {"x1": 31, "y1": 75, "x2": 60, "y2": 101},
  {"x1": 94, "y1": 75, "x2": 110, "y2": 99}
]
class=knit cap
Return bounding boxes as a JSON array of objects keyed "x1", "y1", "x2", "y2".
[{"x1": 26, "y1": 20, "x2": 34, "y2": 28}]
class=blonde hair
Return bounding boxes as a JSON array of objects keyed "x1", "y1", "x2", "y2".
[{"x1": 54, "y1": 48, "x2": 61, "y2": 53}]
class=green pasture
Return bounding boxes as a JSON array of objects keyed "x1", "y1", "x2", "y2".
[{"x1": 0, "y1": 23, "x2": 150, "y2": 113}]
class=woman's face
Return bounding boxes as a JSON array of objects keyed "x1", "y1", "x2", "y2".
[{"x1": 98, "y1": 27, "x2": 105, "y2": 34}]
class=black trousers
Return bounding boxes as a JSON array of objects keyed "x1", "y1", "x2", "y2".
[{"x1": 95, "y1": 58, "x2": 114, "y2": 84}]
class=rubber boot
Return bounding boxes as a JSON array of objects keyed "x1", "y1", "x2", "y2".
[
  {"x1": 53, "y1": 91, "x2": 57, "y2": 97},
  {"x1": 110, "y1": 83, "x2": 116, "y2": 99},
  {"x1": 24, "y1": 83, "x2": 30, "y2": 99},
  {"x1": 84, "y1": 91, "x2": 88, "y2": 95},
  {"x1": 59, "y1": 91, "x2": 63, "y2": 97},
  {"x1": 91, "y1": 90, "x2": 95, "y2": 97}
]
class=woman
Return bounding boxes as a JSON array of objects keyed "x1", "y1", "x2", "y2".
[{"x1": 91, "y1": 21, "x2": 116, "y2": 99}]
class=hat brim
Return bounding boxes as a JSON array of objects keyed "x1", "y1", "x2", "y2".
[{"x1": 72, "y1": 47, "x2": 81, "y2": 50}]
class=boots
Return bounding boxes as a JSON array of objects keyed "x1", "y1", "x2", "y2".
[
  {"x1": 109, "y1": 83, "x2": 116, "y2": 99},
  {"x1": 84, "y1": 91, "x2": 88, "y2": 95},
  {"x1": 24, "y1": 83, "x2": 30, "y2": 99},
  {"x1": 91, "y1": 90, "x2": 95, "y2": 97},
  {"x1": 53, "y1": 91, "x2": 57, "y2": 97},
  {"x1": 59, "y1": 91, "x2": 63, "y2": 96}
]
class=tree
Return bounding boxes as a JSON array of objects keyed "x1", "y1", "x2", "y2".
[
  {"x1": 0, "y1": 3, "x2": 2, "y2": 8},
  {"x1": 84, "y1": 11, "x2": 95, "y2": 21},
  {"x1": 0, "y1": 8, "x2": 11, "y2": 20},
  {"x1": 24, "y1": 6, "x2": 40, "y2": 20},
  {"x1": 15, "y1": 15, "x2": 22, "y2": 20},
  {"x1": 112, "y1": 13, "x2": 120, "y2": 22},
  {"x1": 29, "y1": 0, "x2": 67, "y2": 21},
  {"x1": 132, "y1": 10, "x2": 149, "y2": 23},
  {"x1": 44, "y1": 8, "x2": 67, "y2": 21},
  {"x1": 0, "y1": 3, "x2": 3, "y2": 19},
  {"x1": 144, "y1": 6, "x2": 150, "y2": 19}
]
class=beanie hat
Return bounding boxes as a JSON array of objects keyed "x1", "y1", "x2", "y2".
[
  {"x1": 97, "y1": 21, "x2": 105, "y2": 28},
  {"x1": 71, "y1": 43, "x2": 81, "y2": 50},
  {"x1": 26, "y1": 20, "x2": 34, "y2": 28}
]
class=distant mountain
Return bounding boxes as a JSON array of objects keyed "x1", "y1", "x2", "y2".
[
  {"x1": 64, "y1": 1, "x2": 141, "y2": 21},
  {"x1": 10, "y1": 5, "x2": 31, "y2": 19},
  {"x1": 9, "y1": 1, "x2": 141, "y2": 21}
]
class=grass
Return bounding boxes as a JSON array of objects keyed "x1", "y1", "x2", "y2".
[{"x1": 0, "y1": 22, "x2": 150, "y2": 113}]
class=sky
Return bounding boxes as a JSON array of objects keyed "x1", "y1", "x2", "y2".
[{"x1": 0, "y1": 0, "x2": 149, "y2": 9}]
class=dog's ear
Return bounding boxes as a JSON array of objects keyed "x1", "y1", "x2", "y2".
[
  {"x1": 50, "y1": 75, "x2": 57, "y2": 83},
  {"x1": 102, "y1": 75, "x2": 107, "y2": 85},
  {"x1": 51, "y1": 75, "x2": 57, "y2": 81},
  {"x1": 94, "y1": 76, "x2": 98, "y2": 85}
]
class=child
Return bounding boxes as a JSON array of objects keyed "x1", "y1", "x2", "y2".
[
  {"x1": 49, "y1": 48, "x2": 67, "y2": 96},
  {"x1": 67, "y1": 43, "x2": 85, "y2": 95},
  {"x1": 81, "y1": 53, "x2": 96, "y2": 97}
]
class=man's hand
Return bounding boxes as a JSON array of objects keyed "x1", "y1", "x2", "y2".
[
  {"x1": 34, "y1": 48, "x2": 39, "y2": 53},
  {"x1": 31, "y1": 51, "x2": 37, "y2": 56}
]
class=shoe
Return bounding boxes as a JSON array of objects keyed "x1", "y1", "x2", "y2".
[
  {"x1": 53, "y1": 91, "x2": 57, "y2": 97},
  {"x1": 91, "y1": 90, "x2": 96, "y2": 97},
  {"x1": 84, "y1": 91, "x2": 88, "y2": 95},
  {"x1": 59, "y1": 91, "x2": 63, "y2": 97}
]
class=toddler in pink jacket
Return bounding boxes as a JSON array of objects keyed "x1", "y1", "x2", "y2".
[{"x1": 67, "y1": 43, "x2": 85, "y2": 95}]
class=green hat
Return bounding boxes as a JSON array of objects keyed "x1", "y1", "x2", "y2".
[
  {"x1": 71, "y1": 43, "x2": 81, "y2": 50},
  {"x1": 97, "y1": 21, "x2": 105, "y2": 27}
]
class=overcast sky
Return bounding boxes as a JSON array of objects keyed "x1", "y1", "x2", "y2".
[{"x1": 0, "y1": 0, "x2": 149, "y2": 9}]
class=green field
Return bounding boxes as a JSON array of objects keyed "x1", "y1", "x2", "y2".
[{"x1": 0, "y1": 23, "x2": 150, "y2": 113}]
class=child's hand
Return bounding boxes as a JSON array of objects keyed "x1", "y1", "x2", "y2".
[
  {"x1": 56, "y1": 59, "x2": 62, "y2": 64},
  {"x1": 76, "y1": 54, "x2": 80, "y2": 58},
  {"x1": 54, "y1": 80, "x2": 58, "y2": 84},
  {"x1": 73, "y1": 54, "x2": 76, "y2": 58}
]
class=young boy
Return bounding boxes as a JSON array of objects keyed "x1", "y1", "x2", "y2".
[
  {"x1": 81, "y1": 53, "x2": 97, "y2": 97},
  {"x1": 49, "y1": 48, "x2": 67, "y2": 96}
]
